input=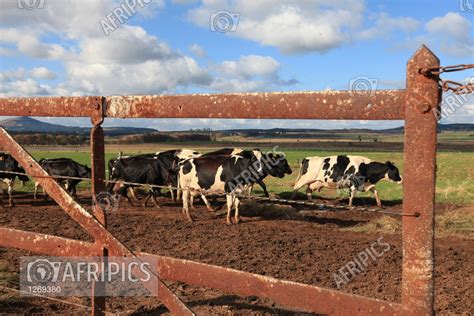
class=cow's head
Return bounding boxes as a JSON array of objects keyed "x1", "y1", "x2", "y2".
[
  {"x1": 262, "y1": 153, "x2": 292, "y2": 178},
  {"x1": 385, "y1": 161, "x2": 402, "y2": 184},
  {"x1": 81, "y1": 164, "x2": 92, "y2": 179}
]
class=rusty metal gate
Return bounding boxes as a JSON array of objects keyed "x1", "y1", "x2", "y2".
[{"x1": 0, "y1": 46, "x2": 443, "y2": 315}]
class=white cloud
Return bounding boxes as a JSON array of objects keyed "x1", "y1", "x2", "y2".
[
  {"x1": 189, "y1": 43, "x2": 206, "y2": 58},
  {"x1": 425, "y1": 12, "x2": 474, "y2": 57},
  {"x1": 78, "y1": 26, "x2": 174, "y2": 64},
  {"x1": 187, "y1": 0, "x2": 425, "y2": 54},
  {"x1": 216, "y1": 55, "x2": 279, "y2": 78},
  {"x1": 0, "y1": 68, "x2": 26, "y2": 82},
  {"x1": 189, "y1": 0, "x2": 365, "y2": 54},
  {"x1": 64, "y1": 56, "x2": 211, "y2": 95},
  {"x1": 29, "y1": 67, "x2": 57, "y2": 80},
  {"x1": 391, "y1": 12, "x2": 473, "y2": 58},
  {"x1": 358, "y1": 13, "x2": 420, "y2": 40},
  {"x1": 0, "y1": 78, "x2": 53, "y2": 97},
  {"x1": 1, "y1": 0, "x2": 300, "y2": 95},
  {"x1": 210, "y1": 55, "x2": 297, "y2": 92},
  {"x1": 0, "y1": 28, "x2": 67, "y2": 60}
]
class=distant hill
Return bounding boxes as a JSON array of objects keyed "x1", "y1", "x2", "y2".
[
  {"x1": 0, "y1": 117, "x2": 157, "y2": 136},
  {"x1": 216, "y1": 124, "x2": 474, "y2": 135},
  {"x1": 0, "y1": 117, "x2": 472, "y2": 136}
]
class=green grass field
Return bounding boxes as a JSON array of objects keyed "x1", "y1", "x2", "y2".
[{"x1": 20, "y1": 146, "x2": 474, "y2": 205}]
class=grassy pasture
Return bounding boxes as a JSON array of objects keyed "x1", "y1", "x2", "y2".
[{"x1": 18, "y1": 145, "x2": 474, "y2": 205}]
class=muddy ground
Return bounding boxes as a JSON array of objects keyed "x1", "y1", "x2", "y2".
[{"x1": 0, "y1": 194, "x2": 472, "y2": 315}]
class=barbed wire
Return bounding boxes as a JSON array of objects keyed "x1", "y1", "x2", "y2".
[
  {"x1": 1, "y1": 170, "x2": 418, "y2": 217},
  {"x1": 420, "y1": 63, "x2": 474, "y2": 95}
]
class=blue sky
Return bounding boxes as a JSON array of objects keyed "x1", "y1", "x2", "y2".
[{"x1": 0, "y1": 0, "x2": 473, "y2": 130}]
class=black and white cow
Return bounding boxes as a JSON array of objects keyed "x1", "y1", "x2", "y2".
[
  {"x1": 107, "y1": 149, "x2": 200, "y2": 202},
  {"x1": 0, "y1": 152, "x2": 29, "y2": 207},
  {"x1": 179, "y1": 151, "x2": 291, "y2": 224},
  {"x1": 291, "y1": 155, "x2": 402, "y2": 207},
  {"x1": 202, "y1": 148, "x2": 263, "y2": 196},
  {"x1": 201, "y1": 148, "x2": 292, "y2": 197},
  {"x1": 107, "y1": 155, "x2": 173, "y2": 208},
  {"x1": 34, "y1": 158, "x2": 91, "y2": 199}
]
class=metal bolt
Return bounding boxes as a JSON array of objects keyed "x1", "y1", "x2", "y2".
[{"x1": 418, "y1": 103, "x2": 431, "y2": 114}]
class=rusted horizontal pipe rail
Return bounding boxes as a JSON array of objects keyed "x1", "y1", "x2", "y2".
[
  {"x1": 107, "y1": 90, "x2": 406, "y2": 120},
  {"x1": 0, "y1": 90, "x2": 405, "y2": 120},
  {"x1": 0, "y1": 228, "x2": 405, "y2": 315},
  {"x1": 0, "y1": 96, "x2": 102, "y2": 117}
]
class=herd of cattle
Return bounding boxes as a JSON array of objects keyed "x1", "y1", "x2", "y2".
[{"x1": 0, "y1": 148, "x2": 403, "y2": 224}]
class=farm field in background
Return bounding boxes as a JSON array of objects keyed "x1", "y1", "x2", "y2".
[{"x1": 21, "y1": 143, "x2": 474, "y2": 205}]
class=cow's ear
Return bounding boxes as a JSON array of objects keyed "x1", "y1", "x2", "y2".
[{"x1": 386, "y1": 161, "x2": 394, "y2": 168}]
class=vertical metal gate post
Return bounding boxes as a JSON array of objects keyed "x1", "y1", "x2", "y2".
[
  {"x1": 90, "y1": 97, "x2": 107, "y2": 315},
  {"x1": 403, "y1": 45, "x2": 440, "y2": 315}
]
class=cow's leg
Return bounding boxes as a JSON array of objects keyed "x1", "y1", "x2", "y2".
[
  {"x1": 0, "y1": 184, "x2": 3, "y2": 207},
  {"x1": 190, "y1": 195, "x2": 197, "y2": 211},
  {"x1": 182, "y1": 190, "x2": 193, "y2": 222},
  {"x1": 151, "y1": 192, "x2": 160, "y2": 209},
  {"x1": 143, "y1": 194, "x2": 151, "y2": 207},
  {"x1": 64, "y1": 181, "x2": 70, "y2": 195},
  {"x1": 369, "y1": 187, "x2": 382, "y2": 208},
  {"x1": 225, "y1": 194, "x2": 233, "y2": 225},
  {"x1": 7, "y1": 180, "x2": 14, "y2": 207},
  {"x1": 257, "y1": 180, "x2": 269, "y2": 197},
  {"x1": 176, "y1": 185, "x2": 182, "y2": 201},
  {"x1": 291, "y1": 180, "x2": 309, "y2": 200},
  {"x1": 201, "y1": 195, "x2": 215, "y2": 212},
  {"x1": 71, "y1": 184, "x2": 77, "y2": 199},
  {"x1": 233, "y1": 196, "x2": 241, "y2": 224},
  {"x1": 306, "y1": 186, "x2": 313, "y2": 201},
  {"x1": 169, "y1": 186, "x2": 175, "y2": 202},
  {"x1": 308, "y1": 181, "x2": 326, "y2": 201},
  {"x1": 128, "y1": 187, "x2": 140, "y2": 203},
  {"x1": 124, "y1": 187, "x2": 136, "y2": 207},
  {"x1": 34, "y1": 182, "x2": 39, "y2": 200},
  {"x1": 348, "y1": 186, "x2": 357, "y2": 208}
]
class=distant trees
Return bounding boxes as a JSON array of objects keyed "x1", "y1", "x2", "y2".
[
  {"x1": 13, "y1": 133, "x2": 88, "y2": 146},
  {"x1": 12, "y1": 131, "x2": 215, "y2": 146},
  {"x1": 117, "y1": 132, "x2": 212, "y2": 144}
]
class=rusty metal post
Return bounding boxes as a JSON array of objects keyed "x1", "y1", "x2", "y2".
[
  {"x1": 403, "y1": 45, "x2": 440, "y2": 315},
  {"x1": 90, "y1": 97, "x2": 107, "y2": 315}
]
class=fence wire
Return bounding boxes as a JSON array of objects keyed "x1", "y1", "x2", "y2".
[{"x1": 1, "y1": 170, "x2": 418, "y2": 217}]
